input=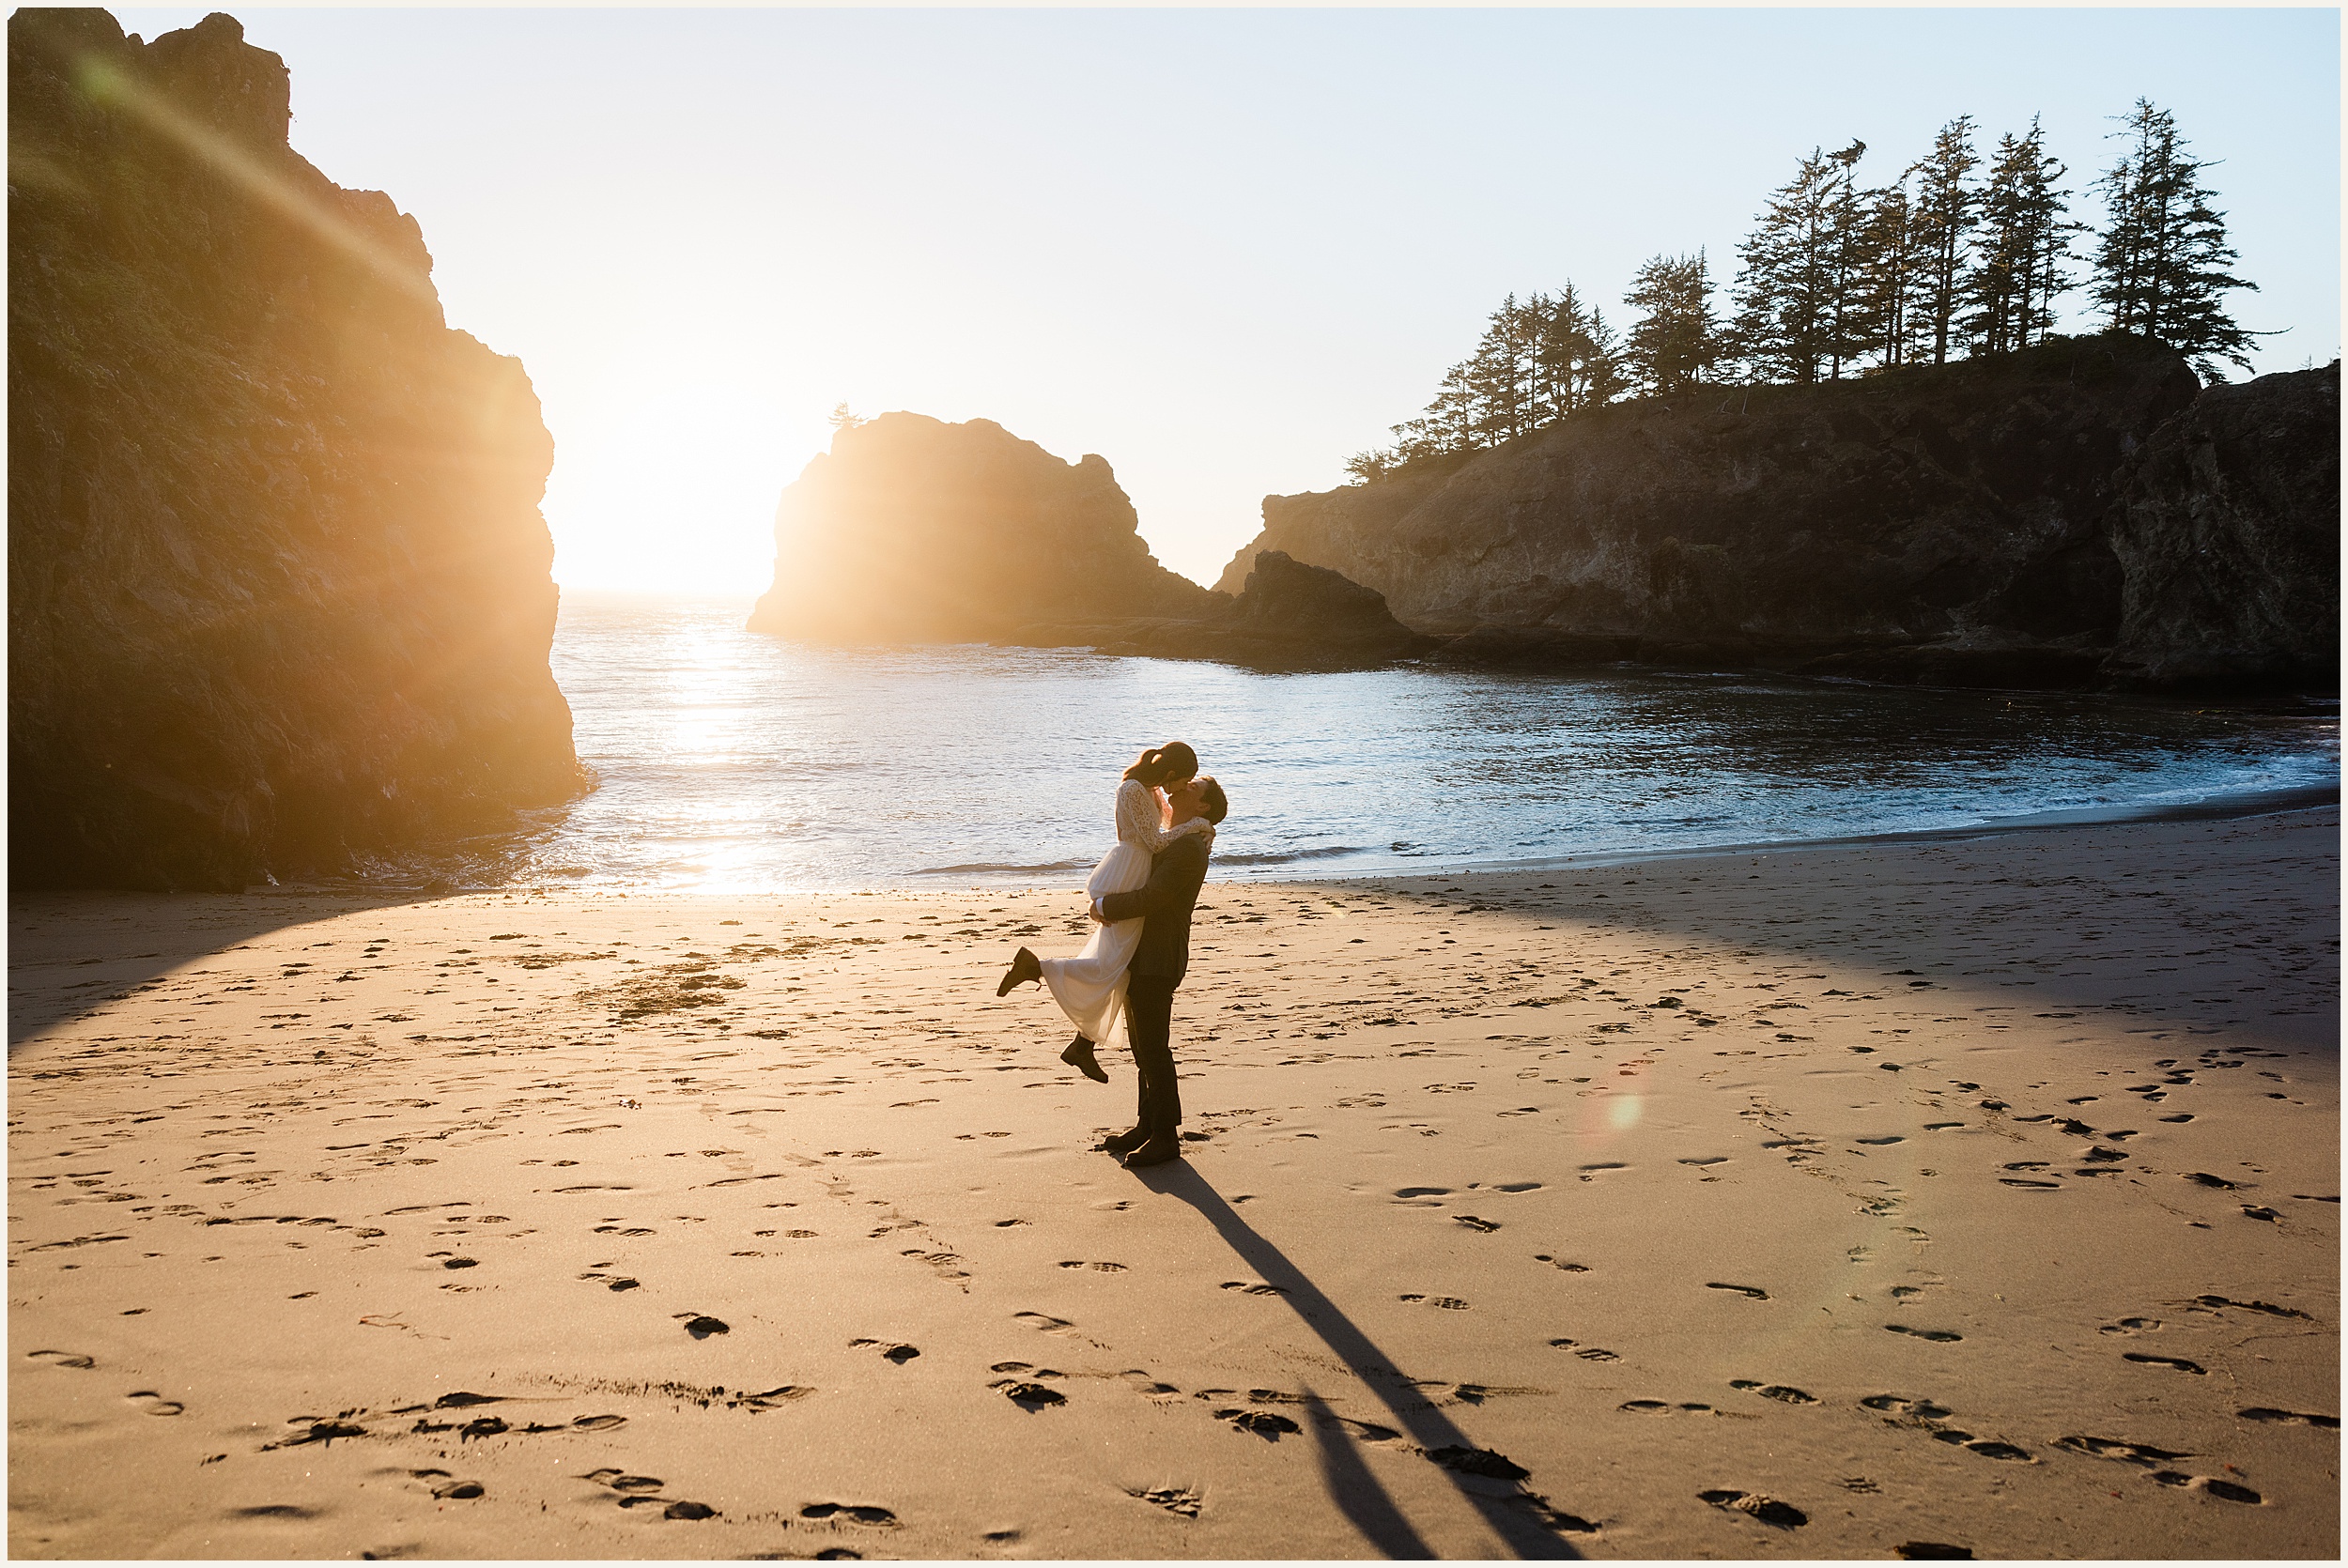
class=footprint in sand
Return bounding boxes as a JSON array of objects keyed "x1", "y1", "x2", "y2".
[
  {"x1": 1862, "y1": 1394, "x2": 1954, "y2": 1422},
  {"x1": 2149, "y1": 1472, "x2": 2263, "y2": 1504},
  {"x1": 1707, "y1": 1283, "x2": 1769, "y2": 1300},
  {"x1": 1928, "y1": 1431, "x2": 2034, "y2": 1461},
  {"x1": 2099, "y1": 1317, "x2": 2162, "y2": 1336},
  {"x1": 1452, "y1": 1215, "x2": 1501, "y2": 1233},
  {"x1": 675, "y1": 1314, "x2": 730, "y2": 1339},
  {"x1": 1427, "y1": 1444, "x2": 1530, "y2": 1480},
  {"x1": 1698, "y1": 1489, "x2": 1806, "y2": 1528},
  {"x1": 1213, "y1": 1407, "x2": 1301, "y2": 1437},
  {"x1": 1125, "y1": 1484, "x2": 1202, "y2": 1517},
  {"x1": 125, "y1": 1391, "x2": 184, "y2": 1416},
  {"x1": 1577, "y1": 1162, "x2": 1629, "y2": 1181},
  {"x1": 992, "y1": 1379, "x2": 1067, "y2": 1409},
  {"x1": 1552, "y1": 1341, "x2": 1619, "y2": 1361},
  {"x1": 800, "y1": 1503, "x2": 900, "y2": 1526},
  {"x1": 2237, "y1": 1407, "x2": 2340, "y2": 1428},
  {"x1": 2052, "y1": 1435, "x2": 2194, "y2": 1465},
  {"x1": 848, "y1": 1339, "x2": 920, "y2": 1363},
  {"x1": 1678, "y1": 1157, "x2": 1730, "y2": 1168},
  {"x1": 1318, "y1": 1413, "x2": 1407, "y2": 1446},
  {"x1": 1885, "y1": 1324, "x2": 1962, "y2": 1343},
  {"x1": 1398, "y1": 1293, "x2": 1467, "y2": 1310},
  {"x1": 1120, "y1": 1372, "x2": 1182, "y2": 1401},
  {"x1": 25, "y1": 1349, "x2": 95, "y2": 1370},
  {"x1": 1534, "y1": 1254, "x2": 1591, "y2": 1272},
  {"x1": 1012, "y1": 1312, "x2": 1079, "y2": 1337},
  {"x1": 727, "y1": 1387, "x2": 811, "y2": 1412},
  {"x1": 1222, "y1": 1281, "x2": 1287, "y2": 1297},
  {"x1": 2122, "y1": 1353, "x2": 2205, "y2": 1375},
  {"x1": 1728, "y1": 1380, "x2": 1815, "y2": 1404},
  {"x1": 1057, "y1": 1260, "x2": 1128, "y2": 1273}
]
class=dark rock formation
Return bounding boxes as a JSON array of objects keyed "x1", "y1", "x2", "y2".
[
  {"x1": 1216, "y1": 336, "x2": 2324, "y2": 690},
  {"x1": 748, "y1": 413, "x2": 1215, "y2": 643},
  {"x1": 1075, "y1": 550, "x2": 1436, "y2": 669},
  {"x1": 2104, "y1": 361, "x2": 2340, "y2": 692},
  {"x1": 9, "y1": 8, "x2": 584, "y2": 890},
  {"x1": 1228, "y1": 550, "x2": 1428, "y2": 649}
]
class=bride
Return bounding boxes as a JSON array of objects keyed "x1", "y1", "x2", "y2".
[{"x1": 996, "y1": 742, "x2": 1216, "y2": 1082}]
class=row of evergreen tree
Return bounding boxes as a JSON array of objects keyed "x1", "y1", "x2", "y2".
[{"x1": 1348, "y1": 100, "x2": 2261, "y2": 483}]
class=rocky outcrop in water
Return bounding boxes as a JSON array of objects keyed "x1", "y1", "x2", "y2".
[
  {"x1": 1075, "y1": 550, "x2": 1437, "y2": 669},
  {"x1": 1215, "y1": 336, "x2": 2336, "y2": 692},
  {"x1": 2104, "y1": 361, "x2": 2340, "y2": 692},
  {"x1": 748, "y1": 413, "x2": 1216, "y2": 643},
  {"x1": 8, "y1": 8, "x2": 584, "y2": 890}
]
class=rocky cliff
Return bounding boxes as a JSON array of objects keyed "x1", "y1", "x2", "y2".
[
  {"x1": 2105, "y1": 362, "x2": 2339, "y2": 692},
  {"x1": 748, "y1": 413, "x2": 1217, "y2": 643},
  {"x1": 9, "y1": 8, "x2": 584, "y2": 890},
  {"x1": 1215, "y1": 336, "x2": 2335, "y2": 692}
]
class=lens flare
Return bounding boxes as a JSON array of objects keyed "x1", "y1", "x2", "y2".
[{"x1": 70, "y1": 53, "x2": 437, "y2": 304}]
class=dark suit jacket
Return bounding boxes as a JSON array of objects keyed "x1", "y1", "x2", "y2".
[{"x1": 1100, "y1": 832, "x2": 1211, "y2": 985}]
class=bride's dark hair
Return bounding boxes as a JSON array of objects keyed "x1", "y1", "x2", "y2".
[{"x1": 1124, "y1": 742, "x2": 1199, "y2": 787}]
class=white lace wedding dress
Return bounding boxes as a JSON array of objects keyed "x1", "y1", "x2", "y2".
[{"x1": 1040, "y1": 777, "x2": 1213, "y2": 1045}]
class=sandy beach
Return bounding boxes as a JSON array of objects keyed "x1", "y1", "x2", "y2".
[{"x1": 8, "y1": 806, "x2": 2337, "y2": 1560}]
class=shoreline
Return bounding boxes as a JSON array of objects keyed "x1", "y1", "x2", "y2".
[
  {"x1": 1370, "y1": 778, "x2": 2344, "y2": 888},
  {"x1": 265, "y1": 778, "x2": 2345, "y2": 904},
  {"x1": 9, "y1": 805, "x2": 2337, "y2": 1558}
]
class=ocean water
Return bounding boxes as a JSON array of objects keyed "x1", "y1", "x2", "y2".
[{"x1": 506, "y1": 593, "x2": 2340, "y2": 893}]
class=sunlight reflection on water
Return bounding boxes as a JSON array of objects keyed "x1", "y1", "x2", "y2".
[{"x1": 517, "y1": 593, "x2": 2340, "y2": 893}]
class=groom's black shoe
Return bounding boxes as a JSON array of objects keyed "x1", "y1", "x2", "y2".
[
  {"x1": 1060, "y1": 1033, "x2": 1109, "y2": 1084},
  {"x1": 996, "y1": 946, "x2": 1042, "y2": 997},
  {"x1": 1100, "y1": 1124, "x2": 1149, "y2": 1155},
  {"x1": 1121, "y1": 1135, "x2": 1182, "y2": 1168}
]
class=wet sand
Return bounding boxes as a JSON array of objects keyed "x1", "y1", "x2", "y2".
[{"x1": 8, "y1": 807, "x2": 2338, "y2": 1559}]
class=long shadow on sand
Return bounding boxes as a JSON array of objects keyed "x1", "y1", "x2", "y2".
[
  {"x1": 1367, "y1": 799, "x2": 2341, "y2": 1059},
  {"x1": 1139, "y1": 1161, "x2": 1589, "y2": 1560},
  {"x1": 8, "y1": 889, "x2": 432, "y2": 1053}
]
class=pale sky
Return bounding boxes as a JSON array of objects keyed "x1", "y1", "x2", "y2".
[{"x1": 115, "y1": 6, "x2": 2342, "y2": 593}]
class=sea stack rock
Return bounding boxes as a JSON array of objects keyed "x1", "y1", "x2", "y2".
[
  {"x1": 747, "y1": 413, "x2": 1216, "y2": 643},
  {"x1": 1219, "y1": 336, "x2": 2229, "y2": 688},
  {"x1": 2104, "y1": 361, "x2": 2340, "y2": 692},
  {"x1": 8, "y1": 8, "x2": 584, "y2": 890},
  {"x1": 1227, "y1": 551, "x2": 1436, "y2": 658},
  {"x1": 1086, "y1": 550, "x2": 1434, "y2": 669}
]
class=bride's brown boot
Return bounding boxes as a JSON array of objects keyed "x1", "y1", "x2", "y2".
[
  {"x1": 996, "y1": 947, "x2": 1042, "y2": 997},
  {"x1": 1060, "y1": 1033, "x2": 1108, "y2": 1084}
]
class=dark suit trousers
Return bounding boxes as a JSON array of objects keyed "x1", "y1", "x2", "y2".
[{"x1": 1125, "y1": 975, "x2": 1182, "y2": 1137}]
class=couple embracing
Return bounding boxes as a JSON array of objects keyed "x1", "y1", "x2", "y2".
[{"x1": 996, "y1": 742, "x2": 1228, "y2": 1169}]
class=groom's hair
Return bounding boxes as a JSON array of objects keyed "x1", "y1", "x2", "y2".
[{"x1": 1197, "y1": 776, "x2": 1228, "y2": 826}]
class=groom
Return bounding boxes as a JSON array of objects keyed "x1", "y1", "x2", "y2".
[{"x1": 1092, "y1": 774, "x2": 1228, "y2": 1168}]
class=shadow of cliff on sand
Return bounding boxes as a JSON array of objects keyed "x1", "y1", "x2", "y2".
[
  {"x1": 8, "y1": 889, "x2": 438, "y2": 1053},
  {"x1": 1136, "y1": 1162, "x2": 1591, "y2": 1559},
  {"x1": 1327, "y1": 802, "x2": 2340, "y2": 1061}
]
